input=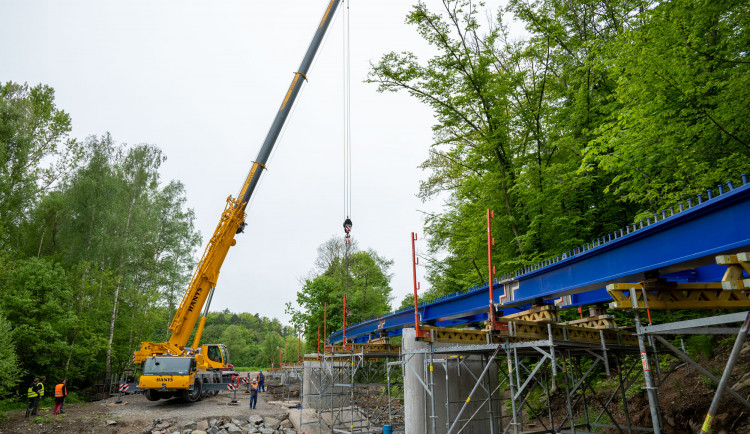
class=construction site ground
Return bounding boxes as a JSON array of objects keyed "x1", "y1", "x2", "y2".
[
  {"x1": 4, "y1": 340, "x2": 750, "y2": 434},
  {"x1": 0, "y1": 373, "x2": 299, "y2": 434}
]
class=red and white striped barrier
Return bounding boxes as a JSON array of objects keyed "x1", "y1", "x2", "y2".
[
  {"x1": 227, "y1": 383, "x2": 236, "y2": 391},
  {"x1": 119, "y1": 384, "x2": 129, "y2": 392}
]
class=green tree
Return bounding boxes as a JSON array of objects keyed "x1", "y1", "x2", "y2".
[
  {"x1": 286, "y1": 237, "x2": 393, "y2": 345},
  {"x1": 262, "y1": 331, "x2": 284, "y2": 366},
  {"x1": 0, "y1": 257, "x2": 75, "y2": 381},
  {"x1": 220, "y1": 325, "x2": 250, "y2": 366},
  {"x1": 0, "y1": 82, "x2": 79, "y2": 252},
  {"x1": 580, "y1": 0, "x2": 750, "y2": 212},
  {"x1": 0, "y1": 314, "x2": 21, "y2": 397},
  {"x1": 369, "y1": 0, "x2": 645, "y2": 301}
]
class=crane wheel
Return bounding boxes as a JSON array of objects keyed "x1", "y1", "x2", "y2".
[
  {"x1": 201, "y1": 377, "x2": 213, "y2": 399},
  {"x1": 144, "y1": 390, "x2": 161, "y2": 401},
  {"x1": 182, "y1": 379, "x2": 202, "y2": 402}
]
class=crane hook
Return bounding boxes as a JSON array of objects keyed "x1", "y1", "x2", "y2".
[{"x1": 343, "y1": 218, "x2": 353, "y2": 245}]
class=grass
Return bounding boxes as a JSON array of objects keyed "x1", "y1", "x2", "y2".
[
  {"x1": 30, "y1": 415, "x2": 54, "y2": 424},
  {"x1": 0, "y1": 392, "x2": 83, "y2": 424},
  {"x1": 232, "y1": 366, "x2": 263, "y2": 372}
]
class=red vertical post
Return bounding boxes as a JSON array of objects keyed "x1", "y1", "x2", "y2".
[
  {"x1": 284, "y1": 341, "x2": 288, "y2": 364},
  {"x1": 272, "y1": 350, "x2": 275, "y2": 371},
  {"x1": 487, "y1": 209, "x2": 496, "y2": 327},
  {"x1": 298, "y1": 328, "x2": 302, "y2": 362},
  {"x1": 317, "y1": 325, "x2": 321, "y2": 354},
  {"x1": 324, "y1": 302, "x2": 327, "y2": 349},
  {"x1": 343, "y1": 296, "x2": 347, "y2": 347},
  {"x1": 412, "y1": 232, "x2": 426, "y2": 338}
]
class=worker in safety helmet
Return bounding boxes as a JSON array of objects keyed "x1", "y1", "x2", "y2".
[
  {"x1": 257, "y1": 370, "x2": 265, "y2": 392},
  {"x1": 249, "y1": 379, "x2": 259, "y2": 409}
]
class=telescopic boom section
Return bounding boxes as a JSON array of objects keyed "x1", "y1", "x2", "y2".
[
  {"x1": 135, "y1": 0, "x2": 343, "y2": 361},
  {"x1": 237, "y1": 0, "x2": 341, "y2": 211}
]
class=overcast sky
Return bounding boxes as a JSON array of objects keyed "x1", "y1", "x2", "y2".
[{"x1": 1, "y1": 0, "x2": 511, "y2": 327}]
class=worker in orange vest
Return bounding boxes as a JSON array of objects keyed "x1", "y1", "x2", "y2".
[{"x1": 53, "y1": 380, "x2": 67, "y2": 415}]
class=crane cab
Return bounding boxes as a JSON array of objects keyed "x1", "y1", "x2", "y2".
[
  {"x1": 199, "y1": 344, "x2": 230, "y2": 370},
  {"x1": 196, "y1": 344, "x2": 237, "y2": 383}
]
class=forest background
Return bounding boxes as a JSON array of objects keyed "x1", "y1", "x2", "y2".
[{"x1": 1, "y1": 0, "x2": 749, "y2": 407}]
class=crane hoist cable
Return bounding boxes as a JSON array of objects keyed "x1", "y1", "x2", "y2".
[{"x1": 342, "y1": 0, "x2": 353, "y2": 245}]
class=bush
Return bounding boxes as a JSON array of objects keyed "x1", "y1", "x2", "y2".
[
  {"x1": 0, "y1": 315, "x2": 21, "y2": 397},
  {"x1": 685, "y1": 335, "x2": 714, "y2": 359}
]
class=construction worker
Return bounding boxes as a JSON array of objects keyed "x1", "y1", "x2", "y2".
[
  {"x1": 249, "y1": 379, "x2": 259, "y2": 409},
  {"x1": 38, "y1": 376, "x2": 46, "y2": 400},
  {"x1": 257, "y1": 370, "x2": 265, "y2": 392},
  {"x1": 53, "y1": 380, "x2": 67, "y2": 415},
  {"x1": 25, "y1": 378, "x2": 40, "y2": 417}
]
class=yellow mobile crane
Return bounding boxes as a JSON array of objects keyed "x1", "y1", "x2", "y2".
[{"x1": 131, "y1": 0, "x2": 343, "y2": 402}]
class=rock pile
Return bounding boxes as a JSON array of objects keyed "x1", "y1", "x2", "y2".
[{"x1": 145, "y1": 414, "x2": 298, "y2": 434}]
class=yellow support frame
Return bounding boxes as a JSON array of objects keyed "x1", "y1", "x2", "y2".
[
  {"x1": 607, "y1": 282, "x2": 750, "y2": 310},
  {"x1": 421, "y1": 321, "x2": 639, "y2": 347},
  {"x1": 302, "y1": 342, "x2": 401, "y2": 361},
  {"x1": 716, "y1": 253, "x2": 750, "y2": 290}
]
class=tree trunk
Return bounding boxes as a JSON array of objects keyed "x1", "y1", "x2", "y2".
[
  {"x1": 105, "y1": 192, "x2": 138, "y2": 377},
  {"x1": 105, "y1": 284, "x2": 121, "y2": 377},
  {"x1": 64, "y1": 329, "x2": 78, "y2": 376}
]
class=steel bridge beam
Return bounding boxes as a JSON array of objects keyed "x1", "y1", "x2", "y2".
[{"x1": 330, "y1": 180, "x2": 750, "y2": 344}]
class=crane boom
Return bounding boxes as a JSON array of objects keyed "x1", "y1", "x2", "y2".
[
  {"x1": 134, "y1": 0, "x2": 343, "y2": 364},
  {"x1": 169, "y1": 0, "x2": 342, "y2": 348},
  {"x1": 239, "y1": 0, "x2": 342, "y2": 210}
]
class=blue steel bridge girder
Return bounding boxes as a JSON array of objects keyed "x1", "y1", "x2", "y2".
[{"x1": 329, "y1": 179, "x2": 750, "y2": 344}]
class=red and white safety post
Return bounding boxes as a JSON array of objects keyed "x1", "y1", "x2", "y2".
[
  {"x1": 115, "y1": 383, "x2": 129, "y2": 404},
  {"x1": 227, "y1": 382, "x2": 238, "y2": 403}
]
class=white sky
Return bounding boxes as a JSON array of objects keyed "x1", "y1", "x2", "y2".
[{"x1": 1, "y1": 0, "x2": 511, "y2": 326}]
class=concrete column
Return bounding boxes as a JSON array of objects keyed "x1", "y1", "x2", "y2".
[
  {"x1": 302, "y1": 360, "x2": 320, "y2": 409},
  {"x1": 403, "y1": 328, "x2": 502, "y2": 434},
  {"x1": 302, "y1": 359, "x2": 350, "y2": 411},
  {"x1": 403, "y1": 328, "x2": 427, "y2": 434}
]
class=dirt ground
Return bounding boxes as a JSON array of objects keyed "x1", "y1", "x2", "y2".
[{"x1": 0, "y1": 373, "x2": 293, "y2": 434}]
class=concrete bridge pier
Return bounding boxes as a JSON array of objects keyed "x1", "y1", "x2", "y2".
[
  {"x1": 403, "y1": 328, "x2": 503, "y2": 434},
  {"x1": 302, "y1": 359, "x2": 351, "y2": 410}
]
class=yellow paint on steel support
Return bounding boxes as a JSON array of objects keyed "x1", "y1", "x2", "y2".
[
  {"x1": 420, "y1": 326, "x2": 491, "y2": 344},
  {"x1": 504, "y1": 304, "x2": 560, "y2": 322},
  {"x1": 237, "y1": 162, "x2": 265, "y2": 205},
  {"x1": 717, "y1": 252, "x2": 750, "y2": 290},
  {"x1": 280, "y1": 73, "x2": 303, "y2": 111},
  {"x1": 319, "y1": 0, "x2": 336, "y2": 27},
  {"x1": 420, "y1": 321, "x2": 639, "y2": 346},
  {"x1": 607, "y1": 282, "x2": 750, "y2": 310},
  {"x1": 564, "y1": 315, "x2": 618, "y2": 329}
]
